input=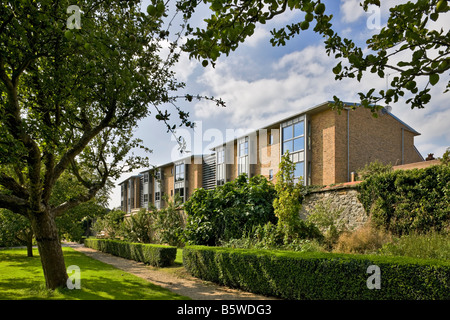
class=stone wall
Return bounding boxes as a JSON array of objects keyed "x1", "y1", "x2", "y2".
[{"x1": 299, "y1": 182, "x2": 368, "y2": 231}]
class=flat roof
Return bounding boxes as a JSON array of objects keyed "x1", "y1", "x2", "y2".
[{"x1": 210, "y1": 100, "x2": 420, "y2": 150}]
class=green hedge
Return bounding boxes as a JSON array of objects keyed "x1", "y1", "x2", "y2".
[
  {"x1": 84, "y1": 238, "x2": 177, "y2": 267},
  {"x1": 183, "y1": 245, "x2": 450, "y2": 300}
]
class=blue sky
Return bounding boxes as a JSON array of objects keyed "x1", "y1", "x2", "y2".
[{"x1": 109, "y1": 0, "x2": 450, "y2": 209}]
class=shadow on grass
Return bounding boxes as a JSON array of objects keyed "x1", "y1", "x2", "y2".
[{"x1": 0, "y1": 247, "x2": 188, "y2": 300}]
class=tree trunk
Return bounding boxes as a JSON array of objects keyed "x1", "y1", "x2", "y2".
[
  {"x1": 26, "y1": 229, "x2": 33, "y2": 258},
  {"x1": 29, "y1": 210, "x2": 68, "y2": 290}
]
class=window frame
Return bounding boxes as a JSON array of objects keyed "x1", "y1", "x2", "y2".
[{"x1": 282, "y1": 120, "x2": 305, "y2": 154}]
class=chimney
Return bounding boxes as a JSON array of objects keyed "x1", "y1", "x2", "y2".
[{"x1": 426, "y1": 153, "x2": 435, "y2": 161}]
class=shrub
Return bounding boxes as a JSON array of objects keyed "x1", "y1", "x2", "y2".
[
  {"x1": 121, "y1": 208, "x2": 153, "y2": 243},
  {"x1": 220, "y1": 222, "x2": 324, "y2": 252},
  {"x1": 183, "y1": 174, "x2": 277, "y2": 245},
  {"x1": 183, "y1": 245, "x2": 450, "y2": 300},
  {"x1": 306, "y1": 199, "x2": 346, "y2": 249},
  {"x1": 84, "y1": 238, "x2": 177, "y2": 267},
  {"x1": 92, "y1": 209, "x2": 125, "y2": 239},
  {"x1": 334, "y1": 222, "x2": 391, "y2": 254},
  {"x1": 358, "y1": 164, "x2": 450, "y2": 235},
  {"x1": 357, "y1": 160, "x2": 392, "y2": 180},
  {"x1": 150, "y1": 195, "x2": 185, "y2": 247}
]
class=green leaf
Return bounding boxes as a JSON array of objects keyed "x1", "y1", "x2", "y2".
[
  {"x1": 429, "y1": 73, "x2": 439, "y2": 86},
  {"x1": 332, "y1": 62, "x2": 342, "y2": 74}
]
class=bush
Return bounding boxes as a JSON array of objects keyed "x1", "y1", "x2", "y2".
[
  {"x1": 306, "y1": 199, "x2": 346, "y2": 249},
  {"x1": 358, "y1": 164, "x2": 450, "y2": 235},
  {"x1": 84, "y1": 238, "x2": 177, "y2": 267},
  {"x1": 334, "y1": 222, "x2": 392, "y2": 254},
  {"x1": 183, "y1": 245, "x2": 450, "y2": 300},
  {"x1": 121, "y1": 208, "x2": 153, "y2": 243},
  {"x1": 150, "y1": 195, "x2": 185, "y2": 247},
  {"x1": 183, "y1": 174, "x2": 277, "y2": 245},
  {"x1": 220, "y1": 222, "x2": 324, "y2": 252},
  {"x1": 357, "y1": 160, "x2": 393, "y2": 180}
]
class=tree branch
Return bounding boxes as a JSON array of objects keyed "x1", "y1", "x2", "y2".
[
  {"x1": 0, "y1": 193, "x2": 29, "y2": 216},
  {"x1": 0, "y1": 172, "x2": 29, "y2": 198}
]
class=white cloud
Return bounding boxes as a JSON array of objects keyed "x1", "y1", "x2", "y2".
[
  {"x1": 193, "y1": 44, "x2": 386, "y2": 128},
  {"x1": 340, "y1": 0, "x2": 365, "y2": 23}
]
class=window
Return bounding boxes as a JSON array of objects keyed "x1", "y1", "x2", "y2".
[
  {"x1": 216, "y1": 147, "x2": 226, "y2": 186},
  {"x1": 282, "y1": 121, "x2": 305, "y2": 154},
  {"x1": 144, "y1": 173, "x2": 148, "y2": 183},
  {"x1": 238, "y1": 137, "x2": 249, "y2": 176},
  {"x1": 217, "y1": 149, "x2": 225, "y2": 164},
  {"x1": 144, "y1": 194, "x2": 148, "y2": 203},
  {"x1": 175, "y1": 187, "x2": 184, "y2": 202},
  {"x1": 269, "y1": 133, "x2": 274, "y2": 145},
  {"x1": 175, "y1": 163, "x2": 184, "y2": 181},
  {"x1": 155, "y1": 192, "x2": 160, "y2": 201},
  {"x1": 293, "y1": 162, "x2": 304, "y2": 185},
  {"x1": 269, "y1": 169, "x2": 274, "y2": 180},
  {"x1": 239, "y1": 139, "x2": 248, "y2": 156}
]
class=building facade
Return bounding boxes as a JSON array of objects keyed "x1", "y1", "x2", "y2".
[{"x1": 118, "y1": 101, "x2": 424, "y2": 213}]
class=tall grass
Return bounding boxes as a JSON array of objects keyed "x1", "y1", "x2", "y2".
[{"x1": 379, "y1": 232, "x2": 450, "y2": 260}]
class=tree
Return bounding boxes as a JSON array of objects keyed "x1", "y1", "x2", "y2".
[
  {"x1": 0, "y1": 209, "x2": 34, "y2": 257},
  {"x1": 272, "y1": 152, "x2": 321, "y2": 242},
  {"x1": 0, "y1": 0, "x2": 204, "y2": 289},
  {"x1": 273, "y1": 152, "x2": 303, "y2": 241},
  {"x1": 180, "y1": 0, "x2": 449, "y2": 112}
]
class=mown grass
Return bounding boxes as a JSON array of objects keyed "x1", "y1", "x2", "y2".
[{"x1": 0, "y1": 247, "x2": 190, "y2": 300}]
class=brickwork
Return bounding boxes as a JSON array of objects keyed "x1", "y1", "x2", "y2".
[
  {"x1": 310, "y1": 109, "x2": 337, "y2": 186},
  {"x1": 259, "y1": 126, "x2": 280, "y2": 181},
  {"x1": 119, "y1": 102, "x2": 424, "y2": 211}
]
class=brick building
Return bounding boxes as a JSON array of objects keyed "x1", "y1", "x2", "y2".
[{"x1": 119, "y1": 101, "x2": 424, "y2": 212}]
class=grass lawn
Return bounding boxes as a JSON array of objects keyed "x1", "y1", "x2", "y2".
[{"x1": 0, "y1": 247, "x2": 190, "y2": 300}]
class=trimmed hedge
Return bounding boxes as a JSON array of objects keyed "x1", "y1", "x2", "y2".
[
  {"x1": 183, "y1": 245, "x2": 450, "y2": 300},
  {"x1": 84, "y1": 238, "x2": 177, "y2": 267}
]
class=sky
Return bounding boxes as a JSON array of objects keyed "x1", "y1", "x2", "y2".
[{"x1": 108, "y1": 0, "x2": 450, "y2": 209}]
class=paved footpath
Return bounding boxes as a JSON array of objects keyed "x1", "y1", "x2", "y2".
[{"x1": 67, "y1": 243, "x2": 277, "y2": 300}]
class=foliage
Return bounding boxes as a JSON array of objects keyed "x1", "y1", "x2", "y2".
[
  {"x1": 120, "y1": 208, "x2": 154, "y2": 244},
  {"x1": 180, "y1": 0, "x2": 449, "y2": 110},
  {"x1": 92, "y1": 209, "x2": 126, "y2": 240},
  {"x1": 379, "y1": 232, "x2": 450, "y2": 261},
  {"x1": 440, "y1": 147, "x2": 450, "y2": 166},
  {"x1": 220, "y1": 222, "x2": 324, "y2": 253},
  {"x1": 183, "y1": 174, "x2": 277, "y2": 245},
  {"x1": 0, "y1": 0, "x2": 209, "y2": 288},
  {"x1": 273, "y1": 152, "x2": 320, "y2": 242},
  {"x1": 358, "y1": 164, "x2": 450, "y2": 236},
  {"x1": 306, "y1": 199, "x2": 346, "y2": 250},
  {"x1": 150, "y1": 195, "x2": 185, "y2": 247},
  {"x1": 356, "y1": 160, "x2": 393, "y2": 180},
  {"x1": 0, "y1": 208, "x2": 33, "y2": 252},
  {"x1": 334, "y1": 222, "x2": 392, "y2": 255},
  {"x1": 183, "y1": 245, "x2": 450, "y2": 300},
  {"x1": 84, "y1": 238, "x2": 177, "y2": 267}
]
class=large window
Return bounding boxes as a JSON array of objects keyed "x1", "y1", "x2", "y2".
[
  {"x1": 238, "y1": 137, "x2": 249, "y2": 176},
  {"x1": 217, "y1": 147, "x2": 226, "y2": 186},
  {"x1": 294, "y1": 162, "x2": 304, "y2": 185},
  {"x1": 174, "y1": 187, "x2": 184, "y2": 202},
  {"x1": 175, "y1": 163, "x2": 184, "y2": 181},
  {"x1": 282, "y1": 121, "x2": 304, "y2": 154}
]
